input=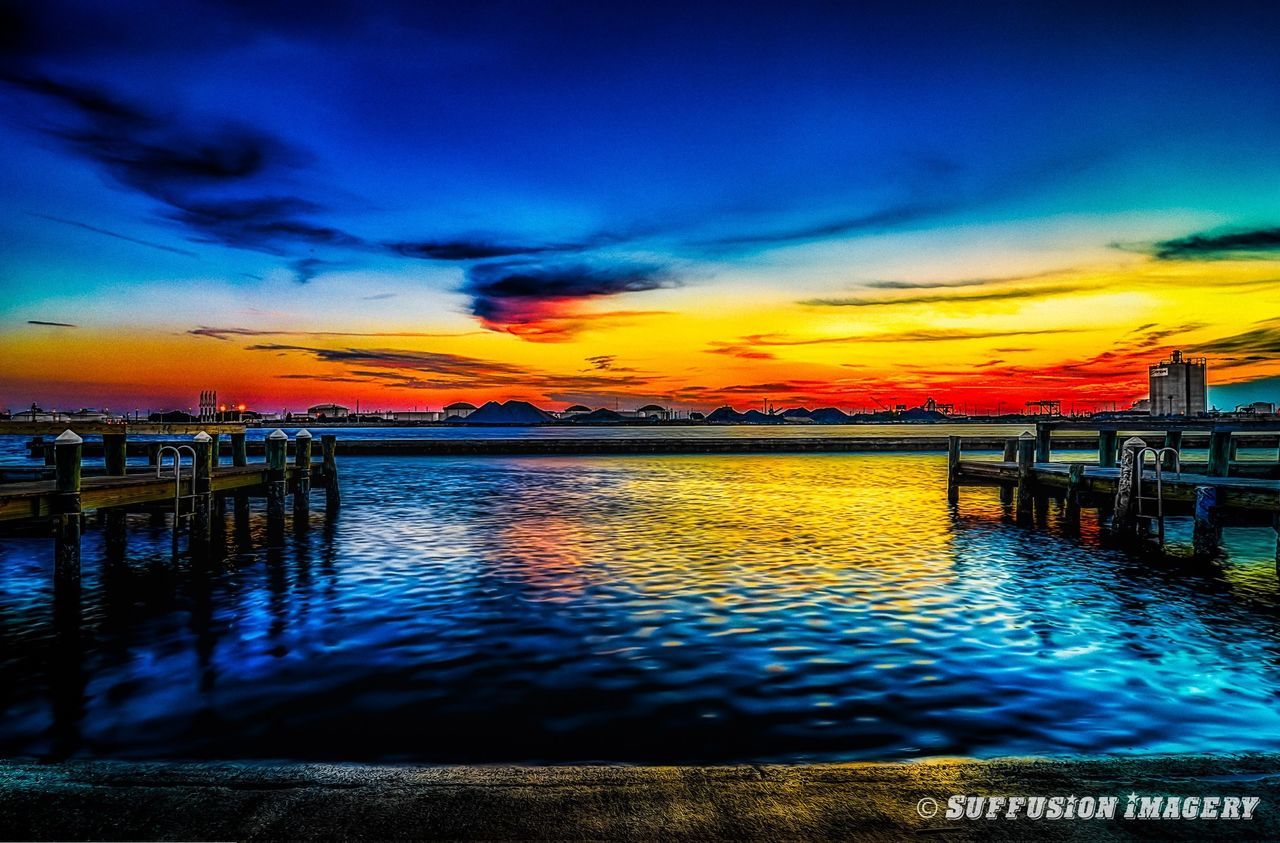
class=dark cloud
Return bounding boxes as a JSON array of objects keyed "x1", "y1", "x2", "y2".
[
  {"x1": 1110, "y1": 322, "x2": 1207, "y2": 353},
  {"x1": 862, "y1": 270, "x2": 1065, "y2": 291},
  {"x1": 462, "y1": 260, "x2": 673, "y2": 339},
  {"x1": 164, "y1": 196, "x2": 365, "y2": 254},
  {"x1": 387, "y1": 239, "x2": 565, "y2": 261},
  {"x1": 291, "y1": 257, "x2": 331, "y2": 284},
  {"x1": 2, "y1": 73, "x2": 371, "y2": 258},
  {"x1": 1196, "y1": 325, "x2": 1280, "y2": 356},
  {"x1": 1150, "y1": 227, "x2": 1280, "y2": 260},
  {"x1": 250, "y1": 342, "x2": 657, "y2": 393},
  {"x1": 585, "y1": 355, "x2": 615, "y2": 370},
  {"x1": 5, "y1": 74, "x2": 300, "y2": 194},
  {"x1": 27, "y1": 319, "x2": 77, "y2": 327},
  {"x1": 247, "y1": 344, "x2": 528, "y2": 379},
  {"x1": 799, "y1": 283, "x2": 1086, "y2": 308}
]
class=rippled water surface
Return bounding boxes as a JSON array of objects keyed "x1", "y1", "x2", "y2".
[{"x1": 2, "y1": 453, "x2": 1279, "y2": 762}]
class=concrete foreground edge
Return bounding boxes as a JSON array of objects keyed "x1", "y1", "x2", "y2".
[{"x1": 3, "y1": 755, "x2": 1280, "y2": 841}]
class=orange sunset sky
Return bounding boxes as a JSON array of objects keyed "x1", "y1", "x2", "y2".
[{"x1": 2, "y1": 3, "x2": 1278, "y2": 414}]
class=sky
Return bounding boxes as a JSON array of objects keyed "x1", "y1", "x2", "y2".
[{"x1": 1, "y1": 0, "x2": 1278, "y2": 415}]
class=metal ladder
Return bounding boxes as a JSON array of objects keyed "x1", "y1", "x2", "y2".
[
  {"x1": 1135, "y1": 447, "x2": 1181, "y2": 546},
  {"x1": 157, "y1": 445, "x2": 198, "y2": 546}
]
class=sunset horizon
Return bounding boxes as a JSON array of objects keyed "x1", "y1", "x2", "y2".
[{"x1": 3, "y1": 2, "x2": 1277, "y2": 415}]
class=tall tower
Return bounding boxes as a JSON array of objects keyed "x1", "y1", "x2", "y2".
[{"x1": 1148, "y1": 350, "x2": 1207, "y2": 417}]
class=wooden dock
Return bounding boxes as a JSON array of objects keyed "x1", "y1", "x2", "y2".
[
  {"x1": 947, "y1": 420, "x2": 1280, "y2": 559},
  {"x1": 0, "y1": 429, "x2": 341, "y2": 600}
]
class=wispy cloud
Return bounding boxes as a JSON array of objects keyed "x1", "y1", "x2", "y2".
[
  {"x1": 1150, "y1": 226, "x2": 1280, "y2": 260},
  {"x1": 704, "y1": 342, "x2": 778, "y2": 360},
  {"x1": 861, "y1": 270, "x2": 1066, "y2": 291},
  {"x1": 800, "y1": 283, "x2": 1086, "y2": 308},
  {"x1": 387, "y1": 237, "x2": 576, "y2": 261},
  {"x1": 250, "y1": 342, "x2": 659, "y2": 394},
  {"x1": 1196, "y1": 324, "x2": 1280, "y2": 356},
  {"x1": 731, "y1": 328, "x2": 1080, "y2": 348},
  {"x1": 27, "y1": 319, "x2": 77, "y2": 327},
  {"x1": 30, "y1": 213, "x2": 198, "y2": 257},
  {"x1": 697, "y1": 201, "x2": 947, "y2": 249},
  {"x1": 189, "y1": 326, "x2": 477, "y2": 340}
]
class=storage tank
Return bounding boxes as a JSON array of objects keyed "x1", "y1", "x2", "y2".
[{"x1": 1148, "y1": 350, "x2": 1207, "y2": 416}]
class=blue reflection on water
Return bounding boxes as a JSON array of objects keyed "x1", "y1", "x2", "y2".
[{"x1": 0, "y1": 452, "x2": 1278, "y2": 763}]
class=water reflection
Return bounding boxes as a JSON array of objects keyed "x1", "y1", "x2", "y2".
[{"x1": 0, "y1": 453, "x2": 1278, "y2": 763}]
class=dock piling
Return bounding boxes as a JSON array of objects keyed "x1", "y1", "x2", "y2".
[
  {"x1": 999, "y1": 438, "x2": 1016, "y2": 505},
  {"x1": 1111, "y1": 437, "x2": 1147, "y2": 537},
  {"x1": 322, "y1": 434, "x2": 340, "y2": 510},
  {"x1": 231, "y1": 432, "x2": 248, "y2": 467},
  {"x1": 1162, "y1": 430, "x2": 1183, "y2": 472},
  {"x1": 1098, "y1": 430, "x2": 1118, "y2": 468},
  {"x1": 294, "y1": 429, "x2": 312, "y2": 522},
  {"x1": 230, "y1": 431, "x2": 249, "y2": 522},
  {"x1": 1064, "y1": 463, "x2": 1084, "y2": 525},
  {"x1": 1208, "y1": 430, "x2": 1233, "y2": 477},
  {"x1": 53, "y1": 430, "x2": 83, "y2": 588},
  {"x1": 1035, "y1": 422, "x2": 1052, "y2": 463},
  {"x1": 1015, "y1": 431, "x2": 1035, "y2": 522},
  {"x1": 103, "y1": 432, "x2": 128, "y2": 559},
  {"x1": 1193, "y1": 485, "x2": 1221, "y2": 558},
  {"x1": 103, "y1": 433, "x2": 127, "y2": 476},
  {"x1": 191, "y1": 432, "x2": 214, "y2": 547},
  {"x1": 946, "y1": 436, "x2": 961, "y2": 504},
  {"x1": 266, "y1": 429, "x2": 288, "y2": 536}
]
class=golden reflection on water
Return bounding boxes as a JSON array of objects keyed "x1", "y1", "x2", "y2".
[{"x1": 480, "y1": 454, "x2": 960, "y2": 606}]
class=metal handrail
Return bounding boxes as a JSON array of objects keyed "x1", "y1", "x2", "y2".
[
  {"x1": 156, "y1": 445, "x2": 197, "y2": 523},
  {"x1": 1135, "y1": 446, "x2": 1181, "y2": 545}
]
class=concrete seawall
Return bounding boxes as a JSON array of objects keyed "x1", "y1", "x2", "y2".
[{"x1": 3, "y1": 755, "x2": 1280, "y2": 840}]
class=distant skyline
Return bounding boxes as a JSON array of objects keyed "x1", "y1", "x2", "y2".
[{"x1": 2, "y1": 1, "x2": 1278, "y2": 413}]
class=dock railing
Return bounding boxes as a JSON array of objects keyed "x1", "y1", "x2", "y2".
[{"x1": 947, "y1": 420, "x2": 1280, "y2": 561}]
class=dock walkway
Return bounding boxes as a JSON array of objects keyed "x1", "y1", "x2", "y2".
[
  {"x1": 0, "y1": 429, "x2": 341, "y2": 605},
  {"x1": 947, "y1": 420, "x2": 1280, "y2": 558}
]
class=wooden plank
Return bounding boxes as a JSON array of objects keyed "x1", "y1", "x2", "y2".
[
  {"x1": 955, "y1": 460, "x2": 1280, "y2": 510},
  {"x1": 0, "y1": 465, "x2": 302, "y2": 521},
  {"x1": 1045, "y1": 419, "x2": 1280, "y2": 433}
]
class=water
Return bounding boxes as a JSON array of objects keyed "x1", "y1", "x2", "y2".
[{"x1": 1, "y1": 452, "x2": 1279, "y2": 763}]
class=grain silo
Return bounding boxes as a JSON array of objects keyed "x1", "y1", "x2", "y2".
[{"x1": 1148, "y1": 350, "x2": 1207, "y2": 417}]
